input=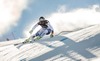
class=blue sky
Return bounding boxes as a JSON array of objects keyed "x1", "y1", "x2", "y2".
[{"x1": 1, "y1": 0, "x2": 100, "y2": 41}]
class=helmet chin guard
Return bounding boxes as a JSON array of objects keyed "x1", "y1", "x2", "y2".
[{"x1": 39, "y1": 18, "x2": 44, "y2": 21}]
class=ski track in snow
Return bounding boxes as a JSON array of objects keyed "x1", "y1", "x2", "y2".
[{"x1": 0, "y1": 25, "x2": 100, "y2": 61}]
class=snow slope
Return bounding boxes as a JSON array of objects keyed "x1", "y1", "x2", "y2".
[{"x1": 0, "y1": 24, "x2": 100, "y2": 61}]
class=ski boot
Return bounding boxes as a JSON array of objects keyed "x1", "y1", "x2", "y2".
[{"x1": 23, "y1": 37, "x2": 31, "y2": 44}]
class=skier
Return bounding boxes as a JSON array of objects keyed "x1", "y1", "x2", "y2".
[{"x1": 25, "y1": 16, "x2": 54, "y2": 43}]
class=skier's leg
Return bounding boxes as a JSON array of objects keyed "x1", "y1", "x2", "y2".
[
  {"x1": 46, "y1": 29, "x2": 51, "y2": 35},
  {"x1": 39, "y1": 29, "x2": 51, "y2": 37},
  {"x1": 23, "y1": 29, "x2": 44, "y2": 43},
  {"x1": 31, "y1": 28, "x2": 51, "y2": 41},
  {"x1": 29, "y1": 28, "x2": 41, "y2": 38},
  {"x1": 31, "y1": 28, "x2": 44, "y2": 41}
]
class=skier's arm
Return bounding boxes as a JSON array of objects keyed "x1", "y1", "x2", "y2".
[
  {"x1": 32, "y1": 23, "x2": 38, "y2": 30},
  {"x1": 47, "y1": 22, "x2": 54, "y2": 37},
  {"x1": 29, "y1": 23, "x2": 38, "y2": 34}
]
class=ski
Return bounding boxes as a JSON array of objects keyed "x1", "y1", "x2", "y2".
[{"x1": 15, "y1": 36, "x2": 42, "y2": 49}]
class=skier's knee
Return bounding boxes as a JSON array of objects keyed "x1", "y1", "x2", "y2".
[{"x1": 46, "y1": 29, "x2": 51, "y2": 35}]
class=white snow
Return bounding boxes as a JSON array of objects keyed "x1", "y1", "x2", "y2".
[{"x1": 0, "y1": 24, "x2": 100, "y2": 61}]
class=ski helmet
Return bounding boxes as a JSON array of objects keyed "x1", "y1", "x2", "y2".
[{"x1": 39, "y1": 16, "x2": 45, "y2": 21}]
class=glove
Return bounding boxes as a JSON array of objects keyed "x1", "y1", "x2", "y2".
[
  {"x1": 29, "y1": 30, "x2": 33, "y2": 34},
  {"x1": 50, "y1": 34, "x2": 54, "y2": 38}
]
